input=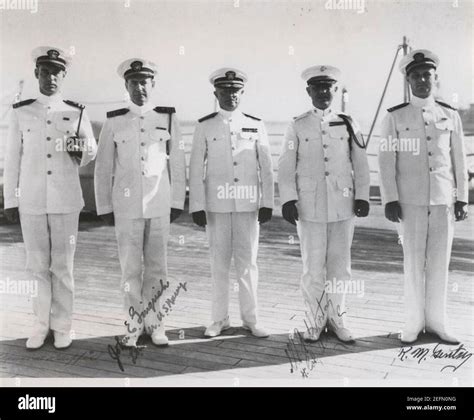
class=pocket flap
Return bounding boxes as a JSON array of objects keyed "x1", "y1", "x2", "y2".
[{"x1": 435, "y1": 119, "x2": 454, "y2": 131}]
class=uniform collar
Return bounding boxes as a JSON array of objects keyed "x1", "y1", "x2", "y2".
[
  {"x1": 218, "y1": 107, "x2": 242, "y2": 121},
  {"x1": 129, "y1": 101, "x2": 155, "y2": 115},
  {"x1": 410, "y1": 95, "x2": 436, "y2": 108},
  {"x1": 37, "y1": 93, "x2": 63, "y2": 106},
  {"x1": 313, "y1": 107, "x2": 333, "y2": 118}
]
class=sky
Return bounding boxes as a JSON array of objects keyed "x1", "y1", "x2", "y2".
[{"x1": 0, "y1": 0, "x2": 472, "y2": 131}]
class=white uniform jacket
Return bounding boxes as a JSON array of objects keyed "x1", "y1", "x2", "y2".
[
  {"x1": 278, "y1": 108, "x2": 370, "y2": 223},
  {"x1": 379, "y1": 98, "x2": 467, "y2": 206},
  {"x1": 94, "y1": 104, "x2": 186, "y2": 218},
  {"x1": 189, "y1": 110, "x2": 274, "y2": 213},
  {"x1": 3, "y1": 95, "x2": 97, "y2": 214}
]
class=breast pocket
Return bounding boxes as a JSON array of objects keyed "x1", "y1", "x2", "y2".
[
  {"x1": 329, "y1": 126, "x2": 348, "y2": 141},
  {"x1": 238, "y1": 131, "x2": 258, "y2": 150},
  {"x1": 207, "y1": 135, "x2": 226, "y2": 158},
  {"x1": 19, "y1": 117, "x2": 41, "y2": 141},
  {"x1": 434, "y1": 119, "x2": 453, "y2": 150},
  {"x1": 113, "y1": 130, "x2": 137, "y2": 165},
  {"x1": 149, "y1": 128, "x2": 170, "y2": 152}
]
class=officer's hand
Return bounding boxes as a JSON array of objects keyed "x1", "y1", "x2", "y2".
[
  {"x1": 4, "y1": 207, "x2": 19, "y2": 224},
  {"x1": 101, "y1": 212, "x2": 115, "y2": 226},
  {"x1": 385, "y1": 201, "x2": 402, "y2": 223},
  {"x1": 66, "y1": 136, "x2": 84, "y2": 160},
  {"x1": 170, "y1": 208, "x2": 182, "y2": 223},
  {"x1": 282, "y1": 200, "x2": 299, "y2": 225},
  {"x1": 354, "y1": 199, "x2": 370, "y2": 218},
  {"x1": 258, "y1": 207, "x2": 273, "y2": 224},
  {"x1": 192, "y1": 211, "x2": 207, "y2": 227},
  {"x1": 454, "y1": 201, "x2": 468, "y2": 221}
]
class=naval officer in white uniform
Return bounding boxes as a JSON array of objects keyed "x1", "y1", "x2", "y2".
[
  {"x1": 94, "y1": 59, "x2": 186, "y2": 347},
  {"x1": 379, "y1": 49, "x2": 468, "y2": 344},
  {"x1": 189, "y1": 68, "x2": 274, "y2": 338},
  {"x1": 3, "y1": 46, "x2": 97, "y2": 350},
  {"x1": 278, "y1": 65, "x2": 370, "y2": 343}
]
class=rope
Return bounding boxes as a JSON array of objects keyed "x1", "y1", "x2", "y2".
[{"x1": 366, "y1": 45, "x2": 403, "y2": 148}]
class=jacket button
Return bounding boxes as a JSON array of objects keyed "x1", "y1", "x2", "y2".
[
  {"x1": 47, "y1": 120, "x2": 51, "y2": 124},
  {"x1": 429, "y1": 167, "x2": 433, "y2": 172},
  {"x1": 47, "y1": 170, "x2": 52, "y2": 175},
  {"x1": 323, "y1": 144, "x2": 328, "y2": 148},
  {"x1": 325, "y1": 171, "x2": 329, "y2": 176},
  {"x1": 305, "y1": 138, "x2": 309, "y2": 142},
  {"x1": 141, "y1": 157, "x2": 144, "y2": 161},
  {"x1": 324, "y1": 157, "x2": 329, "y2": 162},
  {"x1": 425, "y1": 121, "x2": 429, "y2": 126},
  {"x1": 46, "y1": 137, "x2": 51, "y2": 141},
  {"x1": 140, "y1": 116, "x2": 144, "y2": 119},
  {"x1": 233, "y1": 162, "x2": 237, "y2": 166},
  {"x1": 141, "y1": 128, "x2": 145, "y2": 132},
  {"x1": 426, "y1": 136, "x2": 431, "y2": 140},
  {"x1": 141, "y1": 142, "x2": 145, "y2": 146},
  {"x1": 47, "y1": 154, "x2": 51, "y2": 158},
  {"x1": 234, "y1": 178, "x2": 239, "y2": 182},
  {"x1": 428, "y1": 152, "x2": 433, "y2": 156},
  {"x1": 321, "y1": 130, "x2": 326, "y2": 135}
]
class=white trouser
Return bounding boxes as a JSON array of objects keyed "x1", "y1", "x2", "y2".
[
  {"x1": 206, "y1": 211, "x2": 260, "y2": 325},
  {"x1": 20, "y1": 212, "x2": 79, "y2": 335},
  {"x1": 399, "y1": 204, "x2": 454, "y2": 335},
  {"x1": 115, "y1": 216, "x2": 169, "y2": 336},
  {"x1": 297, "y1": 218, "x2": 354, "y2": 330}
]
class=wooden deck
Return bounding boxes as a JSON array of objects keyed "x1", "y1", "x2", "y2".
[{"x1": 0, "y1": 204, "x2": 473, "y2": 386}]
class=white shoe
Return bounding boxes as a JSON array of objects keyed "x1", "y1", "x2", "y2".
[
  {"x1": 120, "y1": 334, "x2": 138, "y2": 347},
  {"x1": 151, "y1": 332, "x2": 169, "y2": 347},
  {"x1": 242, "y1": 323, "x2": 269, "y2": 338},
  {"x1": 400, "y1": 330, "x2": 420, "y2": 344},
  {"x1": 303, "y1": 327, "x2": 323, "y2": 342},
  {"x1": 26, "y1": 332, "x2": 48, "y2": 350},
  {"x1": 53, "y1": 332, "x2": 72, "y2": 350},
  {"x1": 328, "y1": 324, "x2": 355, "y2": 343},
  {"x1": 425, "y1": 327, "x2": 460, "y2": 345},
  {"x1": 204, "y1": 318, "x2": 231, "y2": 338}
]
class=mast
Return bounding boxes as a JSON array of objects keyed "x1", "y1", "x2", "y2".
[
  {"x1": 341, "y1": 87, "x2": 348, "y2": 113},
  {"x1": 402, "y1": 36, "x2": 411, "y2": 102}
]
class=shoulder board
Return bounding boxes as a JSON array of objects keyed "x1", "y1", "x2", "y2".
[
  {"x1": 387, "y1": 103, "x2": 409, "y2": 113},
  {"x1": 293, "y1": 110, "x2": 311, "y2": 121},
  {"x1": 107, "y1": 108, "x2": 130, "y2": 118},
  {"x1": 153, "y1": 106, "x2": 176, "y2": 114},
  {"x1": 243, "y1": 113, "x2": 261, "y2": 121},
  {"x1": 12, "y1": 99, "x2": 36, "y2": 109},
  {"x1": 198, "y1": 112, "x2": 218, "y2": 123},
  {"x1": 436, "y1": 100, "x2": 457, "y2": 111},
  {"x1": 63, "y1": 100, "x2": 85, "y2": 109}
]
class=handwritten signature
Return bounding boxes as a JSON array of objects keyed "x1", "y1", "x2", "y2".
[
  {"x1": 107, "y1": 280, "x2": 188, "y2": 371},
  {"x1": 286, "y1": 288, "x2": 348, "y2": 379},
  {"x1": 306, "y1": 289, "x2": 346, "y2": 332},
  {"x1": 107, "y1": 335, "x2": 145, "y2": 372},
  {"x1": 397, "y1": 343, "x2": 473, "y2": 372}
]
